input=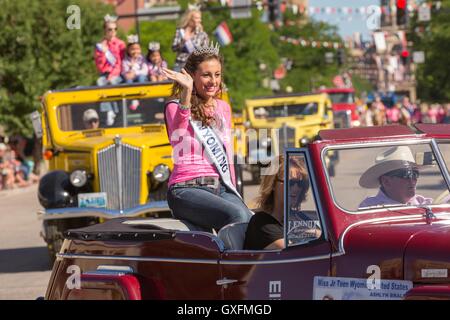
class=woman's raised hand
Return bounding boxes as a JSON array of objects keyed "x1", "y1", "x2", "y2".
[{"x1": 162, "y1": 68, "x2": 193, "y2": 91}]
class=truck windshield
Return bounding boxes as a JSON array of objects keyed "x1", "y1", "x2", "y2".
[
  {"x1": 253, "y1": 102, "x2": 318, "y2": 119},
  {"x1": 328, "y1": 93, "x2": 355, "y2": 104},
  {"x1": 324, "y1": 142, "x2": 450, "y2": 212},
  {"x1": 57, "y1": 97, "x2": 166, "y2": 131}
]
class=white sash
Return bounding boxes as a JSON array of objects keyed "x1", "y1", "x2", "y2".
[
  {"x1": 165, "y1": 99, "x2": 241, "y2": 198},
  {"x1": 189, "y1": 118, "x2": 241, "y2": 199}
]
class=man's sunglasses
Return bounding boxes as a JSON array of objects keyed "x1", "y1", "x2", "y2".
[
  {"x1": 88, "y1": 119, "x2": 99, "y2": 124},
  {"x1": 107, "y1": 28, "x2": 117, "y2": 31},
  {"x1": 385, "y1": 168, "x2": 419, "y2": 180}
]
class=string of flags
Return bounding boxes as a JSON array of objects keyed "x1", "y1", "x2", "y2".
[{"x1": 278, "y1": 35, "x2": 348, "y2": 49}]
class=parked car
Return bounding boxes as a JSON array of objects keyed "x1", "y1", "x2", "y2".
[
  {"x1": 35, "y1": 81, "x2": 241, "y2": 262},
  {"x1": 238, "y1": 92, "x2": 334, "y2": 182},
  {"x1": 43, "y1": 124, "x2": 450, "y2": 300}
]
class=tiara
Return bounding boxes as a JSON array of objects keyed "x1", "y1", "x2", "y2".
[
  {"x1": 127, "y1": 34, "x2": 139, "y2": 44},
  {"x1": 187, "y1": 3, "x2": 202, "y2": 11},
  {"x1": 104, "y1": 14, "x2": 118, "y2": 23},
  {"x1": 148, "y1": 41, "x2": 160, "y2": 51},
  {"x1": 193, "y1": 41, "x2": 220, "y2": 56}
]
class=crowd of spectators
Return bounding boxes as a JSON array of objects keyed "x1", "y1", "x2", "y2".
[
  {"x1": 361, "y1": 96, "x2": 450, "y2": 127},
  {"x1": 0, "y1": 136, "x2": 40, "y2": 192}
]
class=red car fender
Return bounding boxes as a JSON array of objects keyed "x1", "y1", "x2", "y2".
[{"x1": 404, "y1": 285, "x2": 450, "y2": 300}]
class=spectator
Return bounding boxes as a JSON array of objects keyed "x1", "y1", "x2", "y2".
[
  {"x1": 146, "y1": 42, "x2": 168, "y2": 82},
  {"x1": 0, "y1": 143, "x2": 15, "y2": 190},
  {"x1": 83, "y1": 109, "x2": 100, "y2": 129},
  {"x1": 372, "y1": 96, "x2": 387, "y2": 125},
  {"x1": 443, "y1": 104, "x2": 450, "y2": 124},
  {"x1": 94, "y1": 14, "x2": 126, "y2": 86},
  {"x1": 171, "y1": 5, "x2": 209, "y2": 71},
  {"x1": 121, "y1": 35, "x2": 148, "y2": 84}
]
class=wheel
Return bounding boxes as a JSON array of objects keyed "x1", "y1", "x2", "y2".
[
  {"x1": 43, "y1": 217, "x2": 99, "y2": 265},
  {"x1": 43, "y1": 221, "x2": 65, "y2": 265}
]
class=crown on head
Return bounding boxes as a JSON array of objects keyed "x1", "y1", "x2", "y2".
[
  {"x1": 127, "y1": 34, "x2": 139, "y2": 44},
  {"x1": 148, "y1": 41, "x2": 160, "y2": 51},
  {"x1": 187, "y1": 3, "x2": 202, "y2": 11},
  {"x1": 104, "y1": 14, "x2": 118, "y2": 23},
  {"x1": 193, "y1": 41, "x2": 220, "y2": 56}
]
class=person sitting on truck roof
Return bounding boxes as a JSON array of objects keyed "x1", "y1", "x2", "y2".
[
  {"x1": 94, "y1": 14, "x2": 125, "y2": 86},
  {"x1": 358, "y1": 146, "x2": 432, "y2": 209},
  {"x1": 146, "y1": 42, "x2": 168, "y2": 82},
  {"x1": 83, "y1": 109, "x2": 100, "y2": 130},
  {"x1": 121, "y1": 35, "x2": 148, "y2": 84}
]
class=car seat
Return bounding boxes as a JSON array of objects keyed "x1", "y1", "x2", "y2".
[{"x1": 218, "y1": 222, "x2": 249, "y2": 250}]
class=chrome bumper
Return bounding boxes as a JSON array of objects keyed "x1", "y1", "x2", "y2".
[{"x1": 37, "y1": 201, "x2": 170, "y2": 220}]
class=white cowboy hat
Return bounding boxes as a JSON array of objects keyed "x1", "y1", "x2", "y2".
[{"x1": 359, "y1": 146, "x2": 421, "y2": 189}]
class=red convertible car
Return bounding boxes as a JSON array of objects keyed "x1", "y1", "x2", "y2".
[{"x1": 44, "y1": 124, "x2": 450, "y2": 300}]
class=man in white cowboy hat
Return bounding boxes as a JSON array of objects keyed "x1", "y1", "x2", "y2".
[
  {"x1": 83, "y1": 109, "x2": 100, "y2": 129},
  {"x1": 358, "y1": 146, "x2": 432, "y2": 208}
]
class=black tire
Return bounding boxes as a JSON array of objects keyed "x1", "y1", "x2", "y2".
[{"x1": 43, "y1": 217, "x2": 98, "y2": 266}]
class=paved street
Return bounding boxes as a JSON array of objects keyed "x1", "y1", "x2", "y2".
[
  {"x1": 0, "y1": 175, "x2": 259, "y2": 300},
  {"x1": 0, "y1": 185, "x2": 51, "y2": 300}
]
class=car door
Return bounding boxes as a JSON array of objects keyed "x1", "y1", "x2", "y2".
[{"x1": 219, "y1": 150, "x2": 332, "y2": 299}]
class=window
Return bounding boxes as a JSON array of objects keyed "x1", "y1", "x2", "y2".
[
  {"x1": 57, "y1": 97, "x2": 166, "y2": 131},
  {"x1": 324, "y1": 143, "x2": 450, "y2": 212},
  {"x1": 286, "y1": 153, "x2": 323, "y2": 246},
  {"x1": 253, "y1": 103, "x2": 319, "y2": 119}
]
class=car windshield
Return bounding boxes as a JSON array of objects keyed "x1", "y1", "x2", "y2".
[
  {"x1": 57, "y1": 97, "x2": 166, "y2": 131},
  {"x1": 328, "y1": 92, "x2": 355, "y2": 104},
  {"x1": 324, "y1": 143, "x2": 450, "y2": 212},
  {"x1": 253, "y1": 102, "x2": 318, "y2": 119}
]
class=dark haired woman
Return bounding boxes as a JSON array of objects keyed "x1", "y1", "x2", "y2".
[{"x1": 162, "y1": 44, "x2": 252, "y2": 232}]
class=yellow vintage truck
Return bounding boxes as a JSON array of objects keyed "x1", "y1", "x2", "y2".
[
  {"x1": 35, "y1": 81, "x2": 241, "y2": 261},
  {"x1": 238, "y1": 92, "x2": 336, "y2": 182}
]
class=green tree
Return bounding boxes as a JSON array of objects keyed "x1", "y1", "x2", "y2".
[
  {"x1": 410, "y1": 0, "x2": 450, "y2": 102},
  {"x1": 0, "y1": 0, "x2": 113, "y2": 136}
]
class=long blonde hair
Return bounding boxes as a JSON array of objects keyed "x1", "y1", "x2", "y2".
[
  {"x1": 255, "y1": 156, "x2": 309, "y2": 213},
  {"x1": 171, "y1": 51, "x2": 224, "y2": 127},
  {"x1": 178, "y1": 9, "x2": 203, "y2": 31}
]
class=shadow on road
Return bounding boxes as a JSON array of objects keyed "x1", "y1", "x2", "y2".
[{"x1": 0, "y1": 247, "x2": 51, "y2": 273}]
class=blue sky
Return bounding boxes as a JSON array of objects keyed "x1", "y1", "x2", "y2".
[{"x1": 309, "y1": 0, "x2": 380, "y2": 40}]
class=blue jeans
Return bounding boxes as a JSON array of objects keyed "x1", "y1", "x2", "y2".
[
  {"x1": 167, "y1": 182, "x2": 252, "y2": 232},
  {"x1": 97, "y1": 75, "x2": 123, "y2": 86},
  {"x1": 125, "y1": 75, "x2": 148, "y2": 84}
]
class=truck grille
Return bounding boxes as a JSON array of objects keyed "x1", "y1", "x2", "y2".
[{"x1": 97, "y1": 141, "x2": 141, "y2": 210}]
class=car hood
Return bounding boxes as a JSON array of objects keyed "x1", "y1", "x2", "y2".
[{"x1": 341, "y1": 213, "x2": 450, "y2": 281}]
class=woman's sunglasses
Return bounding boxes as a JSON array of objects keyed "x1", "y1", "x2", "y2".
[{"x1": 277, "y1": 178, "x2": 307, "y2": 188}]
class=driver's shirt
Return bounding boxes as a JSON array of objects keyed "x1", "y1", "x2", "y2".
[{"x1": 359, "y1": 189, "x2": 433, "y2": 209}]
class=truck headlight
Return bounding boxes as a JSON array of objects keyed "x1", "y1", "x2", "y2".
[
  {"x1": 152, "y1": 164, "x2": 170, "y2": 182},
  {"x1": 300, "y1": 137, "x2": 310, "y2": 147},
  {"x1": 70, "y1": 170, "x2": 87, "y2": 187}
]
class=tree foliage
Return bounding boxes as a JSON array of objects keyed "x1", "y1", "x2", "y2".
[
  {"x1": 410, "y1": 0, "x2": 450, "y2": 102},
  {"x1": 0, "y1": 0, "x2": 113, "y2": 135}
]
